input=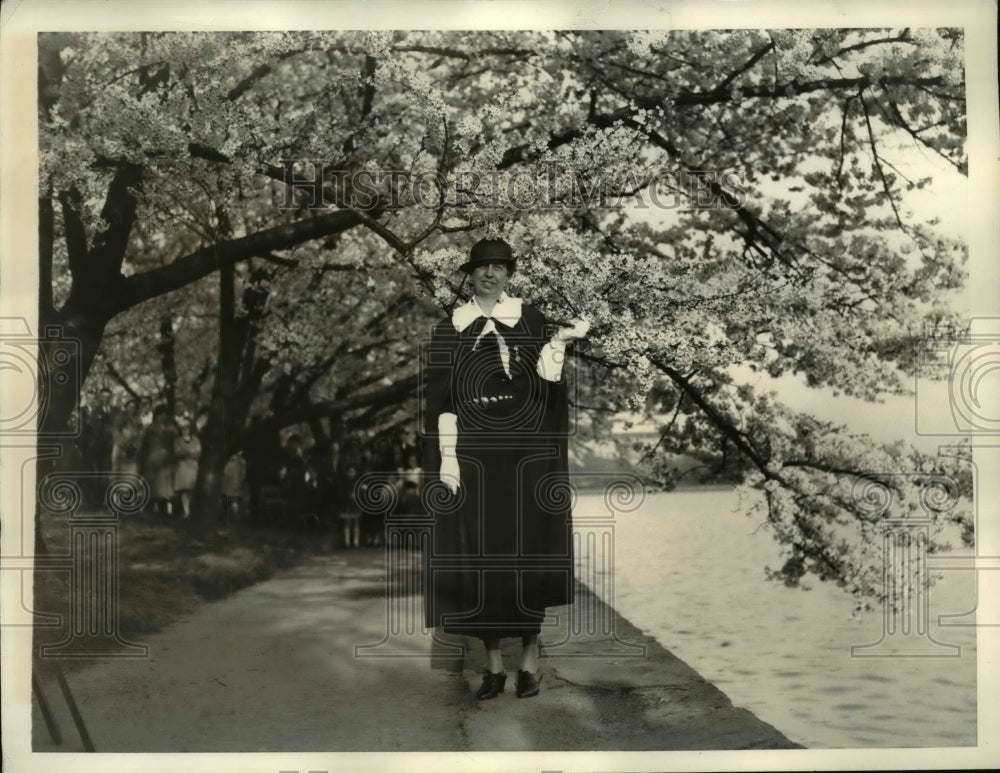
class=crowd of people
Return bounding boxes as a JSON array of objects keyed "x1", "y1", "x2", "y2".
[
  {"x1": 59, "y1": 389, "x2": 422, "y2": 548},
  {"x1": 66, "y1": 389, "x2": 206, "y2": 517},
  {"x1": 272, "y1": 433, "x2": 424, "y2": 547}
]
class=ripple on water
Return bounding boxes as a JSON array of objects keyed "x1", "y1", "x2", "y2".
[
  {"x1": 833, "y1": 703, "x2": 871, "y2": 712},
  {"x1": 939, "y1": 702, "x2": 974, "y2": 714},
  {"x1": 577, "y1": 490, "x2": 978, "y2": 749},
  {"x1": 848, "y1": 735, "x2": 887, "y2": 746}
]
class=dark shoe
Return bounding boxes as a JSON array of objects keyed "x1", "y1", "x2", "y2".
[
  {"x1": 476, "y1": 670, "x2": 506, "y2": 700},
  {"x1": 515, "y1": 669, "x2": 541, "y2": 698}
]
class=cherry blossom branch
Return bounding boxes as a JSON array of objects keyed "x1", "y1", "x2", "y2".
[
  {"x1": 884, "y1": 99, "x2": 967, "y2": 174},
  {"x1": 713, "y1": 41, "x2": 776, "y2": 93},
  {"x1": 857, "y1": 87, "x2": 906, "y2": 232},
  {"x1": 116, "y1": 209, "x2": 362, "y2": 312}
]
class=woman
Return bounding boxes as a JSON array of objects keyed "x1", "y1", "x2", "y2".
[
  {"x1": 423, "y1": 238, "x2": 588, "y2": 700},
  {"x1": 111, "y1": 398, "x2": 143, "y2": 475},
  {"x1": 173, "y1": 422, "x2": 201, "y2": 518},
  {"x1": 223, "y1": 451, "x2": 247, "y2": 519}
]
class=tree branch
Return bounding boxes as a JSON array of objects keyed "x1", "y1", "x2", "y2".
[
  {"x1": 242, "y1": 372, "x2": 419, "y2": 446},
  {"x1": 57, "y1": 188, "x2": 89, "y2": 280},
  {"x1": 186, "y1": 142, "x2": 288, "y2": 184},
  {"x1": 649, "y1": 359, "x2": 773, "y2": 475},
  {"x1": 810, "y1": 32, "x2": 916, "y2": 66},
  {"x1": 227, "y1": 49, "x2": 308, "y2": 101},
  {"x1": 713, "y1": 41, "x2": 776, "y2": 93},
  {"x1": 884, "y1": 99, "x2": 967, "y2": 174},
  {"x1": 858, "y1": 87, "x2": 906, "y2": 231},
  {"x1": 90, "y1": 162, "x2": 144, "y2": 273},
  {"x1": 104, "y1": 360, "x2": 142, "y2": 400},
  {"x1": 115, "y1": 209, "x2": 362, "y2": 312},
  {"x1": 496, "y1": 74, "x2": 950, "y2": 168}
]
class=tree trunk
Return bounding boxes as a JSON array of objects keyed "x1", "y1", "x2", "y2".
[
  {"x1": 158, "y1": 313, "x2": 177, "y2": 416},
  {"x1": 38, "y1": 312, "x2": 108, "y2": 438},
  {"x1": 192, "y1": 256, "x2": 239, "y2": 526}
]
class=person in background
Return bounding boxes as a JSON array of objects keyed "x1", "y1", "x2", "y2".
[
  {"x1": 111, "y1": 398, "x2": 143, "y2": 476},
  {"x1": 340, "y1": 465, "x2": 362, "y2": 548},
  {"x1": 397, "y1": 451, "x2": 423, "y2": 494},
  {"x1": 173, "y1": 422, "x2": 201, "y2": 518},
  {"x1": 87, "y1": 386, "x2": 117, "y2": 467},
  {"x1": 313, "y1": 446, "x2": 339, "y2": 532},
  {"x1": 223, "y1": 451, "x2": 248, "y2": 520},
  {"x1": 396, "y1": 478, "x2": 422, "y2": 518},
  {"x1": 174, "y1": 399, "x2": 194, "y2": 432},
  {"x1": 279, "y1": 433, "x2": 313, "y2": 524},
  {"x1": 138, "y1": 397, "x2": 154, "y2": 428},
  {"x1": 140, "y1": 404, "x2": 178, "y2": 516},
  {"x1": 80, "y1": 387, "x2": 115, "y2": 506},
  {"x1": 54, "y1": 412, "x2": 87, "y2": 478}
]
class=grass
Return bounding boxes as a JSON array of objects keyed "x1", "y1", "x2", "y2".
[{"x1": 31, "y1": 509, "x2": 340, "y2": 674}]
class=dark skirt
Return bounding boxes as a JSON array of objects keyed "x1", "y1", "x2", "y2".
[{"x1": 424, "y1": 429, "x2": 573, "y2": 641}]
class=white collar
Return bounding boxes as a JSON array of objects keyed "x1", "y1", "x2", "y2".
[{"x1": 451, "y1": 293, "x2": 523, "y2": 332}]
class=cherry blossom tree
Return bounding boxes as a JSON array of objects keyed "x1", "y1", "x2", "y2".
[
  {"x1": 93, "y1": 220, "x2": 437, "y2": 507},
  {"x1": 37, "y1": 29, "x2": 970, "y2": 602}
]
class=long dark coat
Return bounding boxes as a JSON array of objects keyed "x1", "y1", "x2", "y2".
[{"x1": 422, "y1": 300, "x2": 574, "y2": 640}]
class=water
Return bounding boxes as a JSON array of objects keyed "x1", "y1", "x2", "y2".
[{"x1": 572, "y1": 487, "x2": 978, "y2": 749}]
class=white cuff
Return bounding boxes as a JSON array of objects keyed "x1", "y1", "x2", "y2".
[
  {"x1": 438, "y1": 412, "x2": 458, "y2": 456},
  {"x1": 536, "y1": 339, "x2": 567, "y2": 382}
]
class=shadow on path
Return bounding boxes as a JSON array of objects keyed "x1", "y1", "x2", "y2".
[{"x1": 32, "y1": 549, "x2": 800, "y2": 752}]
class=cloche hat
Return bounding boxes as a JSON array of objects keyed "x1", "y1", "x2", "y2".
[{"x1": 459, "y1": 238, "x2": 516, "y2": 273}]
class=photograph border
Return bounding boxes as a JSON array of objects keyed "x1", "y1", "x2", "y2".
[{"x1": 3, "y1": 1, "x2": 998, "y2": 771}]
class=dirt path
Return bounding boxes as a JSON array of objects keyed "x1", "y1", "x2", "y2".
[{"x1": 32, "y1": 549, "x2": 799, "y2": 752}]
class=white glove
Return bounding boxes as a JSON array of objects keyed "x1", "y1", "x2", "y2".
[
  {"x1": 438, "y1": 412, "x2": 461, "y2": 494},
  {"x1": 440, "y1": 455, "x2": 461, "y2": 495},
  {"x1": 554, "y1": 317, "x2": 590, "y2": 342}
]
